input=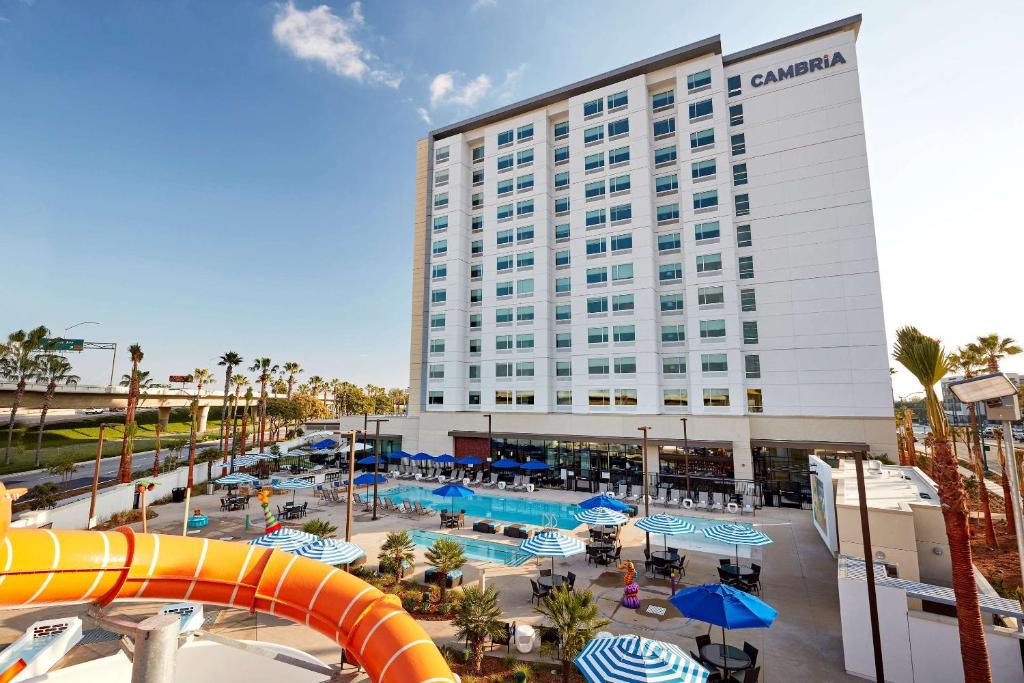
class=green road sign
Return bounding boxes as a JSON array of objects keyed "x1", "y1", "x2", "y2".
[{"x1": 43, "y1": 338, "x2": 84, "y2": 351}]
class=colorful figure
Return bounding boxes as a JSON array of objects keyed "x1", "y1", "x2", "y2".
[
  {"x1": 257, "y1": 487, "x2": 282, "y2": 534},
  {"x1": 618, "y1": 560, "x2": 640, "y2": 609}
]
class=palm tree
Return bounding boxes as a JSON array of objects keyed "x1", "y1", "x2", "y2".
[
  {"x1": 535, "y1": 587, "x2": 609, "y2": 683},
  {"x1": 453, "y1": 586, "x2": 507, "y2": 673},
  {"x1": 948, "y1": 347, "x2": 997, "y2": 547},
  {"x1": 1, "y1": 325, "x2": 52, "y2": 465},
  {"x1": 33, "y1": 354, "x2": 80, "y2": 467},
  {"x1": 217, "y1": 352, "x2": 243, "y2": 456},
  {"x1": 282, "y1": 362, "x2": 302, "y2": 399},
  {"x1": 229, "y1": 375, "x2": 249, "y2": 456},
  {"x1": 249, "y1": 358, "x2": 278, "y2": 452},
  {"x1": 301, "y1": 518, "x2": 338, "y2": 538},
  {"x1": 424, "y1": 537, "x2": 465, "y2": 603},
  {"x1": 971, "y1": 334, "x2": 1022, "y2": 373},
  {"x1": 894, "y1": 326, "x2": 991, "y2": 682},
  {"x1": 116, "y1": 344, "x2": 145, "y2": 483},
  {"x1": 380, "y1": 530, "x2": 416, "y2": 582},
  {"x1": 47, "y1": 455, "x2": 77, "y2": 489}
]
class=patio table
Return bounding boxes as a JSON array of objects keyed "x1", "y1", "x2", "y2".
[
  {"x1": 700, "y1": 643, "x2": 751, "y2": 676},
  {"x1": 651, "y1": 550, "x2": 679, "y2": 562},
  {"x1": 538, "y1": 574, "x2": 567, "y2": 589},
  {"x1": 720, "y1": 564, "x2": 756, "y2": 579}
]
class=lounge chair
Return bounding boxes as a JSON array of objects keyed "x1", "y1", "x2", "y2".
[
  {"x1": 468, "y1": 471, "x2": 484, "y2": 487},
  {"x1": 711, "y1": 492, "x2": 724, "y2": 512},
  {"x1": 653, "y1": 491, "x2": 668, "y2": 506},
  {"x1": 617, "y1": 483, "x2": 629, "y2": 499},
  {"x1": 598, "y1": 482, "x2": 610, "y2": 494},
  {"x1": 414, "y1": 501, "x2": 433, "y2": 516},
  {"x1": 695, "y1": 492, "x2": 709, "y2": 510},
  {"x1": 483, "y1": 473, "x2": 499, "y2": 488},
  {"x1": 742, "y1": 494, "x2": 756, "y2": 515},
  {"x1": 667, "y1": 490, "x2": 681, "y2": 507}
]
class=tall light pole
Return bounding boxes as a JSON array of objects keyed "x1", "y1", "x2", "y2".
[
  {"x1": 345, "y1": 430, "x2": 358, "y2": 542},
  {"x1": 368, "y1": 418, "x2": 389, "y2": 520},
  {"x1": 680, "y1": 417, "x2": 691, "y2": 498}
]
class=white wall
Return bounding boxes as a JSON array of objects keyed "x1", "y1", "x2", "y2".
[{"x1": 809, "y1": 454, "x2": 837, "y2": 553}]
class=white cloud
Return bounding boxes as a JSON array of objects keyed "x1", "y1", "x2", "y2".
[
  {"x1": 272, "y1": 1, "x2": 401, "y2": 88},
  {"x1": 470, "y1": 0, "x2": 497, "y2": 10},
  {"x1": 429, "y1": 72, "x2": 492, "y2": 108},
  {"x1": 495, "y1": 63, "x2": 526, "y2": 103},
  {"x1": 416, "y1": 107, "x2": 432, "y2": 125}
]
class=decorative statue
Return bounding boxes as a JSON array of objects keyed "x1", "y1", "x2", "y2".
[
  {"x1": 256, "y1": 487, "x2": 282, "y2": 534},
  {"x1": 618, "y1": 559, "x2": 640, "y2": 609}
]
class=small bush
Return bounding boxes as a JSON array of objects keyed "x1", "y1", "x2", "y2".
[
  {"x1": 502, "y1": 654, "x2": 518, "y2": 669},
  {"x1": 302, "y1": 518, "x2": 338, "y2": 538},
  {"x1": 511, "y1": 662, "x2": 533, "y2": 683},
  {"x1": 27, "y1": 483, "x2": 60, "y2": 510}
]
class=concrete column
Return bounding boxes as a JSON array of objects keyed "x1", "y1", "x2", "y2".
[
  {"x1": 131, "y1": 614, "x2": 179, "y2": 683},
  {"x1": 157, "y1": 406, "x2": 172, "y2": 431},
  {"x1": 196, "y1": 405, "x2": 211, "y2": 433}
]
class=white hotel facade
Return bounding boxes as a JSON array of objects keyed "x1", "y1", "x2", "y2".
[{"x1": 342, "y1": 15, "x2": 898, "y2": 503}]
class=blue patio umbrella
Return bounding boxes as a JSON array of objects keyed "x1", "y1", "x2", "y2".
[
  {"x1": 491, "y1": 458, "x2": 520, "y2": 468},
  {"x1": 456, "y1": 456, "x2": 483, "y2": 466},
  {"x1": 351, "y1": 473, "x2": 387, "y2": 486},
  {"x1": 432, "y1": 482, "x2": 474, "y2": 512},
  {"x1": 701, "y1": 523, "x2": 773, "y2": 566},
  {"x1": 520, "y1": 460, "x2": 549, "y2": 471},
  {"x1": 310, "y1": 439, "x2": 338, "y2": 450},
  {"x1": 574, "y1": 634, "x2": 709, "y2": 683},
  {"x1": 520, "y1": 530, "x2": 586, "y2": 573},
  {"x1": 388, "y1": 450, "x2": 411, "y2": 460},
  {"x1": 574, "y1": 507, "x2": 629, "y2": 527},
  {"x1": 410, "y1": 452, "x2": 433, "y2": 461},
  {"x1": 356, "y1": 455, "x2": 385, "y2": 466},
  {"x1": 669, "y1": 583, "x2": 777, "y2": 669},
  {"x1": 249, "y1": 528, "x2": 318, "y2": 552},
  {"x1": 294, "y1": 538, "x2": 365, "y2": 565},
  {"x1": 433, "y1": 453, "x2": 456, "y2": 463},
  {"x1": 579, "y1": 495, "x2": 631, "y2": 512}
]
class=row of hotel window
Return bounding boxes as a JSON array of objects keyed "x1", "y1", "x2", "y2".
[
  {"x1": 427, "y1": 387, "x2": 763, "y2": 409},
  {"x1": 433, "y1": 70, "x2": 744, "y2": 166},
  {"x1": 428, "y1": 353, "x2": 761, "y2": 380}
]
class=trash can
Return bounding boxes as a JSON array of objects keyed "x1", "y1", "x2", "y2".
[{"x1": 171, "y1": 487, "x2": 187, "y2": 503}]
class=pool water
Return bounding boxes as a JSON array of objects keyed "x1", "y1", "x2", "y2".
[
  {"x1": 382, "y1": 484, "x2": 581, "y2": 529},
  {"x1": 408, "y1": 529, "x2": 529, "y2": 566}
]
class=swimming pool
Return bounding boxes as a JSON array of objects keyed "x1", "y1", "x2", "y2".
[
  {"x1": 382, "y1": 485, "x2": 582, "y2": 529},
  {"x1": 408, "y1": 529, "x2": 529, "y2": 566}
]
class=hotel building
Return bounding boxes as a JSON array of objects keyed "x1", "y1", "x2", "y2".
[{"x1": 342, "y1": 15, "x2": 897, "y2": 505}]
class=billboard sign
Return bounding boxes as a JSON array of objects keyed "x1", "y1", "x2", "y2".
[
  {"x1": 169, "y1": 375, "x2": 194, "y2": 384},
  {"x1": 43, "y1": 338, "x2": 85, "y2": 351}
]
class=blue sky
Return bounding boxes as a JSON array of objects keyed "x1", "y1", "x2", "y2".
[{"x1": 1, "y1": 0, "x2": 1021, "y2": 396}]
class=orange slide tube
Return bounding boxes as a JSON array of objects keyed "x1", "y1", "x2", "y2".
[{"x1": 0, "y1": 484, "x2": 455, "y2": 683}]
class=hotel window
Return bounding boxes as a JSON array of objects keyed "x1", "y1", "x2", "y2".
[
  {"x1": 583, "y1": 97, "x2": 603, "y2": 117},
  {"x1": 703, "y1": 388, "x2": 730, "y2": 407},
  {"x1": 695, "y1": 221, "x2": 720, "y2": 241},
  {"x1": 498, "y1": 153, "x2": 513, "y2": 170},
  {"x1": 497, "y1": 229, "x2": 513, "y2": 246},
  {"x1": 612, "y1": 294, "x2": 634, "y2": 312},
  {"x1": 469, "y1": 364, "x2": 480, "y2": 379},
  {"x1": 554, "y1": 145, "x2": 569, "y2": 164},
  {"x1": 612, "y1": 263, "x2": 633, "y2": 281},
  {"x1": 431, "y1": 289, "x2": 446, "y2": 304},
  {"x1": 472, "y1": 145, "x2": 485, "y2": 163},
  {"x1": 740, "y1": 288, "x2": 757, "y2": 312},
  {"x1": 517, "y1": 305, "x2": 534, "y2": 322},
  {"x1": 586, "y1": 237, "x2": 607, "y2": 256},
  {"x1": 615, "y1": 357, "x2": 637, "y2": 374},
  {"x1": 498, "y1": 130, "x2": 514, "y2": 146},
  {"x1": 731, "y1": 133, "x2": 746, "y2": 155},
  {"x1": 517, "y1": 278, "x2": 534, "y2": 296},
  {"x1": 472, "y1": 192, "x2": 484, "y2": 209},
  {"x1": 432, "y1": 215, "x2": 448, "y2": 232},
  {"x1": 745, "y1": 354, "x2": 761, "y2": 379},
  {"x1": 430, "y1": 313, "x2": 445, "y2": 329},
  {"x1": 693, "y1": 190, "x2": 718, "y2": 210},
  {"x1": 429, "y1": 338, "x2": 445, "y2": 353},
  {"x1": 556, "y1": 390, "x2": 573, "y2": 406},
  {"x1": 661, "y1": 324, "x2": 685, "y2": 343},
  {"x1": 733, "y1": 163, "x2": 748, "y2": 186},
  {"x1": 468, "y1": 391, "x2": 480, "y2": 405},
  {"x1": 555, "y1": 249, "x2": 570, "y2": 267},
  {"x1": 554, "y1": 171, "x2": 570, "y2": 189},
  {"x1": 496, "y1": 335, "x2": 513, "y2": 351},
  {"x1": 555, "y1": 196, "x2": 570, "y2": 215},
  {"x1": 517, "y1": 251, "x2": 534, "y2": 268},
  {"x1": 555, "y1": 303, "x2": 571, "y2": 321},
  {"x1": 615, "y1": 389, "x2": 638, "y2": 406},
  {"x1": 663, "y1": 356, "x2": 686, "y2": 375},
  {"x1": 435, "y1": 145, "x2": 450, "y2": 163},
  {"x1": 736, "y1": 224, "x2": 752, "y2": 248},
  {"x1": 517, "y1": 148, "x2": 534, "y2": 166},
  {"x1": 702, "y1": 353, "x2": 728, "y2": 373},
  {"x1": 472, "y1": 168, "x2": 484, "y2": 186},
  {"x1": 470, "y1": 288, "x2": 482, "y2": 304},
  {"x1": 469, "y1": 338, "x2": 481, "y2": 353},
  {"x1": 747, "y1": 388, "x2": 763, "y2": 413},
  {"x1": 585, "y1": 180, "x2": 606, "y2": 200},
  {"x1": 655, "y1": 145, "x2": 677, "y2": 165},
  {"x1": 692, "y1": 158, "x2": 716, "y2": 179},
  {"x1": 655, "y1": 174, "x2": 678, "y2": 194},
  {"x1": 497, "y1": 204, "x2": 513, "y2": 221},
  {"x1": 555, "y1": 223, "x2": 570, "y2": 240},
  {"x1": 609, "y1": 175, "x2": 630, "y2": 194},
  {"x1": 584, "y1": 152, "x2": 604, "y2": 172},
  {"x1": 608, "y1": 146, "x2": 630, "y2": 165},
  {"x1": 471, "y1": 239, "x2": 483, "y2": 256},
  {"x1": 516, "y1": 333, "x2": 534, "y2": 349},
  {"x1": 696, "y1": 253, "x2": 722, "y2": 274},
  {"x1": 652, "y1": 89, "x2": 674, "y2": 110},
  {"x1": 738, "y1": 255, "x2": 754, "y2": 279},
  {"x1": 587, "y1": 267, "x2": 608, "y2": 284},
  {"x1": 657, "y1": 203, "x2": 680, "y2": 223},
  {"x1": 687, "y1": 69, "x2": 711, "y2": 91},
  {"x1": 495, "y1": 390, "x2": 513, "y2": 405},
  {"x1": 586, "y1": 209, "x2": 607, "y2": 227},
  {"x1": 517, "y1": 173, "x2": 534, "y2": 192},
  {"x1": 497, "y1": 179, "x2": 513, "y2": 196},
  {"x1": 432, "y1": 239, "x2": 448, "y2": 257},
  {"x1": 743, "y1": 321, "x2": 759, "y2": 344},
  {"x1": 587, "y1": 296, "x2": 608, "y2": 314},
  {"x1": 517, "y1": 364, "x2": 536, "y2": 383},
  {"x1": 607, "y1": 90, "x2": 628, "y2": 110},
  {"x1": 556, "y1": 360, "x2": 572, "y2": 377},
  {"x1": 688, "y1": 99, "x2": 712, "y2": 121},
  {"x1": 434, "y1": 169, "x2": 449, "y2": 186},
  {"x1": 698, "y1": 285, "x2": 725, "y2": 306},
  {"x1": 555, "y1": 277, "x2": 571, "y2": 294},
  {"x1": 588, "y1": 357, "x2": 610, "y2": 375},
  {"x1": 496, "y1": 281, "x2": 513, "y2": 297},
  {"x1": 727, "y1": 75, "x2": 742, "y2": 97},
  {"x1": 428, "y1": 363, "x2": 445, "y2": 379},
  {"x1": 433, "y1": 192, "x2": 448, "y2": 209},
  {"x1": 517, "y1": 123, "x2": 534, "y2": 141},
  {"x1": 556, "y1": 332, "x2": 572, "y2": 349},
  {"x1": 469, "y1": 313, "x2": 481, "y2": 329},
  {"x1": 472, "y1": 215, "x2": 484, "y2": 232},
  {"x1": 584, "y1": 125, "x2": 604, "y2": 144},
  {"x1": 610, "y1": 233, "x2": 632, "y2": 252},
  {"x1": 428, "y1": 391, "x2": 444, "y2": 405},
  {"x1": 589, "y1": 389, "x2": 611, "y2": 406},
  {"x1": 613, "y1": 325, "x2": 636, "y2": 342},
  {"x1": 663, "y1": 389, "x2": 688, "y2": 407},
  {"x1": 660, "y1": 293, "x2": 684, "y2": 312},
  {"x1": 659, "y1": 262, "x2": 683, "y2": 282},
  {"x1": 735, "y1": 194, "x2": 750, "y2": 216},
  {"x1": 610, "y1": 204, "x2": 631, "y2": 223},
  {"x1": 516, "y1": 199, "x2": 534, "y2": 217},
  {"x1": 607, "y1": 118, "x2": 629, "y2": 137},
  {"x1": 496, "y1": 308, "x2": 513, "y2": 324},
  {"x1": 431, "y1": 264, "x2": 446, "y2": 279},
  {"x1": 729, "y1": 104, "x2": 744, "y2": 126},
  {"x1": 653, "y1": 118, "x2": 676, "y2": 138},
  {"x1": 690, "y1": 128, "x2": 714, "y2": 149},
  {"x1": 658, "y1": 233, "x2": 681, "y2": 252},
  {"x1": 554, "y1": 120, "x2": 569, "y2": 139},
  {"x1": 700, "y1": 319, "x2": 726, "y2": 339}
]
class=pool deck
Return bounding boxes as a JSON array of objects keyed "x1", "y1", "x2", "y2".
[{"x1": 0, "y1": 483, "x2": 858, "y2": 682}]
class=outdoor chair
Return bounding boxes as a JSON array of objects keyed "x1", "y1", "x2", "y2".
[
  {"x1": 300, "y1": 501, "x2": 308, "y2": 517},
  {"x1": 540, "y1": 569, "x2": 552, "y2": 578},
  {"x1": 566, "y1": 571, "x2": 576, "y2": 591},
  {"x1": 490, "y1": 621, "x2": 515, "y2": 652},
  {"x1": 667, "y1": 490, "x2": 681, "y2": 507},
  {"x1": 741, "y1": 495, "x2": 755, "y2": 516},
  {"x1": 530, "y1": 579, "x2": 550, "y2": 605},
  {"x1": 653, "y1": 491, "x2": 668, "y2": 506},
  {"x1": 695, "y1": 634, "x2": 711, "y2": 651},
  {"x1": 469, "y1": 471, "x2": 484, "y2": 487},
  {"x1": 742, "y1": 642, "x2": 759, "y2": 668},
  {"x1": 219, "y1": 498, "x2": 229, "y2": 511},
  {"x1": 483, "y1": 473, "x2": 498, "y2": 488},
  {"x1": 720, "y1": 558, "x2": 732, "y2": 567},
  {"x1": 726, "y1": 665, "x2": 759, "y2": 683},
  {"x1": 617, "y1": 484, "x2": 630, "y2": 500},
  {"x1": 711, "y1": 493, "x2": 724, "y2": 512},
  {"x1": 696, "y1": 492, "x2": 710, "y2": 510}
]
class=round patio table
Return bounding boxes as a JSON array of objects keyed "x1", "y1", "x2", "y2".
[
  {"x1": 589, "y1": 541, "x2": 614, "y2": 553},
  {"x1": 538, "y1": 575, "x2": 567, "y2": 589},
  {"x1": 651, "y1": 550, "x2": 679, "y2": 562},
  {"x1": 700, "y1": 643, "x2": 751, "y2": 676},
  {"x1": 720, "y1": 564, "x2": 756, "y2": 579}
]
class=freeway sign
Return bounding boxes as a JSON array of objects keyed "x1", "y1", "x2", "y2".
[
  {"x1": 169, "y1": 375, "x2": 194, "y2": 383},
  {"x1": 43, "y1": 338, "x2": 85, "y2": 351}
]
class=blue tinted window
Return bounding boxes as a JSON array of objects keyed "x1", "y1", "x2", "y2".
[
  {"x1": 607, "y1": 118, "x2": 629, "y2": 137},
  {"x1": 652, "y1": 90, "x2": 674, "y2": 109},
  {"x1": 688, "y1": 99, "x2": 713, "y2": 120},
  {"x1": 498, "y1": 130, "x2": 513, "y2": 146},
  {"x1": 653, "y1": 118, "x2": 676, "y2": 137}
]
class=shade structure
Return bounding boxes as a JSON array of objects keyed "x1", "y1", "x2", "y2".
[
  {"x1": 574, "y1": 507, "x2": 628, "y2": 527},
  {"x1": 636, "y1": 514, "x2": 696, "y2": 552},
  {"x1": 520, "y1": 460, "x2": 549, "y2": 471},
  {"x1": 432, "y1": 482, "x2": 474, "y2": 512},
  {"x1": 293, "y1": 538, "x2": 365, "y2": 565},
  {"x1": 574, "y1": 634, "x2": 709, "y2": 683},
  {"x1": 701, "y1": 523, "x2": 773, "y2": 565},
  {"x1": 520, "y1": 530, "x2": 586, "y2": 573},
  {"x1": 216, "y1": 473, "x2": 259, "y2": 486},
  {"x1": 669, "y1": 583, "x2": 777, "y2": 630},
  {"x1": 456, "y1": 455, "x2": 483, "y2": 466},
  {"x1": 351, "y1": 473, "x2": 388, "y2": 486},
  {"x1": 387, "y1": 450, "x2": 412, "y2": 460},
  {"x1": 249, "y1": 528, "x2": 318, "y2": 552},
  {"x1": 410, "y1": 452, "x2": 433, "y2": 461},
  {"x1": 491, "y1": 458, "x2": 520, "y2": 468},
  {"x1": 356, "y1": 455, "x2": 385, "y2": 466},
  {"x1": 579, "y1": 495, "x2": 632, "y2": 512}
]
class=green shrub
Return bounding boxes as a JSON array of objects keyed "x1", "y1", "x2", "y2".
[
  {"x1": 27, "y1": 482, "x2": 60, "y2": 510},
  {"x1": 511, "y1": 662, "x2": 533, "y2": 683}
]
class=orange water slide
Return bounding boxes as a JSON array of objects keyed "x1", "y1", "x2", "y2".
[{"x1": 0, "y1": 483, "x2": 455, "y2": 683}]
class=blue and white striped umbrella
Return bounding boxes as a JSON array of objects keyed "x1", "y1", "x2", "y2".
[
  {"x1": 249, "y1": 528, "x2": 318, "y2": 552},
  {"x1": 520, "y1": 530, "x2": 586, "y2": 573},
  {"x1": 273, "y1": 477, "x2": 316, "y2": 503},
  {"x1": 231, "y1": 455, "x2": 261, "y2": 468},
  {"x1": 702, "y1": 523, "x2": 773, "y2": 565},
  {"x1": 293, "y1": 539, "x2": 365, "y2": 565},
  {"x1": 574, "y1": 507, "x2": 629, "y2": 527},
  {"x1": 216, "y1": 473, "x2": 259, "y2": 485},
  {"x1": 575, "y1": 634, "x2": 709, "y2": 683},
  {"x1": 636, "y1": 514, "x2": 696, "y2": 552}
]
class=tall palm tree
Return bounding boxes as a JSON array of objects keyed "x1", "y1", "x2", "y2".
[
  {"x1": 217, "y1": 352, "x2": 243, "y2": 456},
  {"x1": 282, "y1": 362, "x2": 302, "y2": 399},
  {"x1": 118, "y1": 343, "x2": 144, "y2": 483},
  {"x1": 249, "y1": 358, "x2": 277, "y2": 452},
  {"x1": 453, "y1": 586, "x2": 507, "y2": 673},
  {"x1": 894, "y1": 326, "x2": 990, "y2": 682},
  {"x1": 32, "y1": 354, "x2": 80, "y2": 467},
  {"x1": 0, "y1": 326, "x2": 52, "y2": 465},
  {"x1": 949, "y1": 347, "x2": 996, "y2": 547},
  {"x1": 229, "y1": 375, "x2": 249, "y2": 457},
  {"x1": 971, "y1": 334, "x2": 1022, "y2": 373},
  {"x1": 535, "y1": 587, "x2": 609, "y2": 683}
]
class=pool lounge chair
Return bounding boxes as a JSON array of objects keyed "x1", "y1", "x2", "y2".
[
  {"x1": 468, "y1": 471, "x2": 484, "y2": 487},
  {"x1": 695, "y1": 492, "x2": 709, "y2": 510},
  {"x1": 667, "y1": 490, "x2": 681, "y2": 507},
  {"x1": 413, "y1": 501, "x2": 433, "y2": 516},
  {"x1": 617, "y1": 483, "x2": 629, "y2": 499},
  {"x1": 711, "y1": 492, "x2": 724, "y2": 512},
  {"x1": 652, "y1": 491, "x2": 668, "y2": 506},
  {"x1": 742, "y1": 494, "x2": 756, "y2": 515},
  {"x1": 483, "y1": 473, "x2": 499, "y2": 488}
]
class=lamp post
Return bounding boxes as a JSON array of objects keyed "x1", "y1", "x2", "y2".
[
  {"x1": 368, "y1": 418, "x2": 389, "y2": 520},
  {"x1": 345, "y1": 430, "x2": 358, "y2": 542},
  {"x1": 680, "y1": 417, "x2": 691, "y2": 498}
]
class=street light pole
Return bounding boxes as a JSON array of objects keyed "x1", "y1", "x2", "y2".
[
  {"x1": 680, "y1": 418, "x2": 691, "y2": 498},
  {"x1": 368, "y1": 418, "x2": 389, "y2": 520},
  {"x1": 345, "y1": 430, "x2": 358, "y2": 542}
]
